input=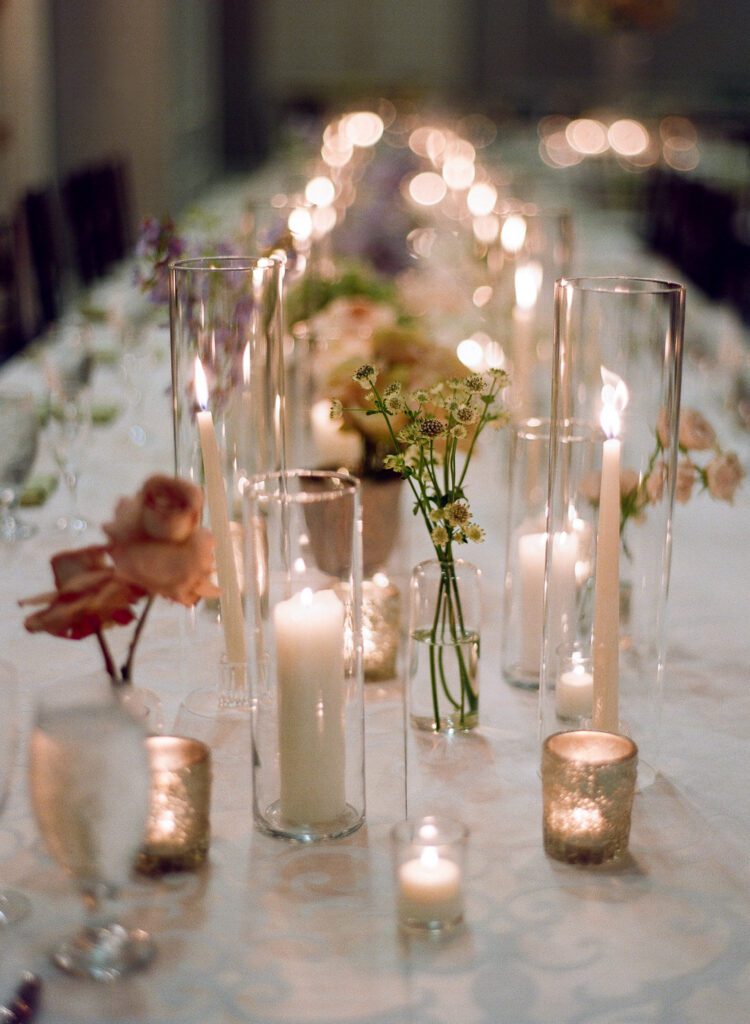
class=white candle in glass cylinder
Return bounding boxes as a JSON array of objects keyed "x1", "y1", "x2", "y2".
[
  {"x1": 397, "y1": 846, "x2": 463, "y2": 926},
  {"x1": 592, "y1": 369, "x2": 628, "y2": 733},
  {"x1": 194, "y1": 358, "x2": 246, "y2": 665},
  {"x1": 518, "y1": 531, "x2": 578, "y2": 679},
  {"x1": 274, "y1": 588, "x2": 347, "y2": 825},
  {"x1": 556, "y1": 664, "x2": 594, "y2": 720}
]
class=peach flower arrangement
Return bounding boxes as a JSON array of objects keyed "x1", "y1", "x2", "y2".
[{"x1": 20, "y1": 476, "x2": 218, "y2": 686}]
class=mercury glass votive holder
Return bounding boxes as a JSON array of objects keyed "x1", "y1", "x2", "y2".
[
  {"x1": 542, "y1": 730, "x2": 637, "y2": 866},
  {"x1": 138, "y1": 736, "x2": 212, "y2": 875},
  {"x1": 362, "y1": 574, "x2": 401, "y2": 682},
  {"x1": 391, "y1": 816, "x2": 468, "y2": 933}
]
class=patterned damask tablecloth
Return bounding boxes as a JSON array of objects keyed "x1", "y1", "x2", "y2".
[{"x1": 0, "y1": 220, "x2": 748, "y2": 1023}]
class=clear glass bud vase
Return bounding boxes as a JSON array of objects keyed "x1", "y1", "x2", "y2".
[{"x1": 406, "y1": 558, "x2": 481, "y2": 733}]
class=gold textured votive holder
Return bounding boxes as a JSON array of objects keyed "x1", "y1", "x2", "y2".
[
  {"x1": 138, "y1": 736, "x2": 212, "y2": 875},
  {"x1": 363, "y1": 574, "x2": 401, "y2": 682},
  {"x1": 542, "y1": 730, "x2": 637, "y2": 865}
]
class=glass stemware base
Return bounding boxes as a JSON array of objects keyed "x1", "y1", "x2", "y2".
[
  {"x1": 51, "y1": 917, "x2": 155, "y2": 981},
  {"x1": 0, "y1": 889, "x2": 31, "y2": 925}
]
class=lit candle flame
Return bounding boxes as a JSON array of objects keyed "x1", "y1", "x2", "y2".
[
  {"x1": 420, "y1": 845, "x2": 439, "y2": 869},
  {"x1": 194, "y1": 356, "x2": 209, "y2": 410},
  {"x1": 600, "y1": 367, "x2": 629, "y2": 439}
]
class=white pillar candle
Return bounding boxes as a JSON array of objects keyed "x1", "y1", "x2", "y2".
[
  {"x1": 556, "y1": 665, "x2": 594, "y2": 720},
  {"x1": 592, "y1": 435, "x2": 620, "y2": 731},
  {"x1": 311, "y1": 400, "x2": 362, "y2": 469},
  {"x1": 274, "y1": 588, "x2": 347, "y2": 825},
  {"x1": 518, "y1": 531, "x2": 578, "y2": 679},
  {"x1": 194, "y1": 358, "x2": 246, "y2": 665},
  {"x1": 592, "y1": 368, "x2": 628, "y2": 733},
  {"x1": 397, "y1": 846, "x2": 463, "y2": 927}
]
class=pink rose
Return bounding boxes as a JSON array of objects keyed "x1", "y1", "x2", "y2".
[
  {"x1": 678, "y1": 408, "x2": 716, "y2": 452},
  {"x1": 675, "y1": 459, "x2": 697, "y2": 503},
  {"x1": 620, "y1": 467, "x2": 640, "y2": 497},
  {"x1": 645, "y1": 460, "x2": 666, "y2": 504},
  {"x1": 656, "y1": 407, "x2": 671, "y2": 449},
  {"x1": 706, "y1": 451, "x2": 744, "y2": 503},
  {"x1": 20, "y1": 545, "x2": 142, "y2": 640},
  {"x1": 109, "y1": 529, "x2": 219, "y2": 607},
  {"x1": 105, "y1": 474, "x2": 203, "y2": 544}
]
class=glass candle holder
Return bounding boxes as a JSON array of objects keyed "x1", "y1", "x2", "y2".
[
  {"x1": 138, "y1": 736, "x2": 212, "y2": 875},
  {"x1": 554, "y1": 643, "x2": 594, "y2": 724},
  {"x1": 541, "y1": 278, "x2": 685, "y2": 785},
  {"x1": 391, "y1": 816, "x2": 468, "y2": 933},
  {"x1": 484, "y1": 205, "x2": 573, "y2": 419},
  {"x1": 169, "y1": 256, "x2": 286, "y2": 687},
  {"x1": 502, "y1": 419, "x2": 594, "y2": 688},
  {"x1": 542, "y1": 730, "x2": 638, "y2": 865},
  {"x1": 244, "y1": 470, "x2": 365, "y2": 842}
]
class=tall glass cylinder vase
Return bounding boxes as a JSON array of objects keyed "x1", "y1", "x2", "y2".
[
  {"x1": 502, "y1": 418, "x2": 595, "y2": 688},
  {"x1": 540, "y1": 277, "x2": 685, "y2": 785},
  {"x1": 244, "y1": 471, "x2": 365, "y2": 842},
  {"x1": 169, "y1": 256, "x2": 286, "y2": 705},
  {"x1": 485, "y1": 206, "x2": 573, "y2": 419}
]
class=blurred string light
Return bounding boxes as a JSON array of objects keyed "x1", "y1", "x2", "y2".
[
  {"x1": 457, "y1": 332, "x2": 506, "y2": 373},
  {"x1": 407, "y1": 171, "x2": 447, "y2": 207},
  {"x1": 341, "y1": 111, "x2": 384, "y2": 148},
  {"x1": 538, "y1": 112, "x2": 700, "y2": 172}
]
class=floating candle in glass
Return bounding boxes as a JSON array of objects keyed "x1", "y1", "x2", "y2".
[{"x1": 391, "y1": 816, "x2": 468, "y2": 932}]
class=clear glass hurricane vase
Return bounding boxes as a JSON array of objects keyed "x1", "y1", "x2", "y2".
[
  {"x1": 407, "y1": 558, "x2": 481, "y2": 733},
  {"x1": 169, "y1": 256, "x2": 286, "y2": 693},
  {"x1": 244, "y1": 470, "x2": 365, "y2": 842},
  {"x1": 541, "y1": 277, "x2": 685, "y2": 784}
]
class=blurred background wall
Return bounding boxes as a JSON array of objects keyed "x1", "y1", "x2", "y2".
[{"x1": 1, "y1": 0, "x2": 749, "y2": 225}]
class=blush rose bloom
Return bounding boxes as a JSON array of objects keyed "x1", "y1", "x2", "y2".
[
  {"x1": 678, "y1": 408, "x2": 716, "y2": 451},
  {"x1": 646, "y1": 460, "x2": 666, "y2": 504},
  {"x1": 21, "y1": 546, "x2": 142, "y2": 640},
  {"x1": 104, "y1": 475, "x2": 219, "y2": 606},
  {"x1": 105, "y1": 474, "x2": 202, "y2": 544},
  {"x1": 675, "y1": 459, "x2": 697, "y2": 503},
  {"x1": 706, "y1": 452, "x2": 744, "y2": 503}
]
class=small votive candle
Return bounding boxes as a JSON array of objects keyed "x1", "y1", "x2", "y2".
[
  {"x1": 556, "y1": 646, "x2": 593, "y2": 722},
  {"x1": 391, "y1": 816, "x2": 468, "y2": 933},
  {"x1": 542, "y1": 730, "x2": 637, "y2": 865},
  {"x1": 138, "y1": 736, "x2": 212, "y2": 875}
]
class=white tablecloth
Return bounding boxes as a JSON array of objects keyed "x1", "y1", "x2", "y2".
[{"x1": 0, "y1": 211, "x2": 748, "y2": 1024}]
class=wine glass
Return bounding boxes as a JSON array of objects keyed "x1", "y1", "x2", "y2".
[
  {"x1": 29, "y1": 675, "x2": 156, "y2": 980},
  {"x1": 46, "y1": 386, "x2": 91, "y2": 537},
  {"x1": 0, "y1": 392, "x2": 40, "y2": 543},
  {"x1": 0, "y1": 660, "x2": 31, "y2": 925}
]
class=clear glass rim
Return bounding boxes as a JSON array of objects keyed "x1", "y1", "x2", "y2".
[
  {"x1": 412, "y1": 556, "x2": 480, "y2": 577},
  {"x1": 170, "y1": 255, "x2": 282, "y2": 274},
  {"x1": 557, "y1": 275, "x2": 685, "y2": 295},
  {"x1": 514, "y1": 416, "x2": 594, "y2": 444},
  {"x1": 391, "y1": 814, "x2": 469, "y2": 846},
  {"x1": 247, "y1": 468, "x2": 360, "y2": 504}
]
